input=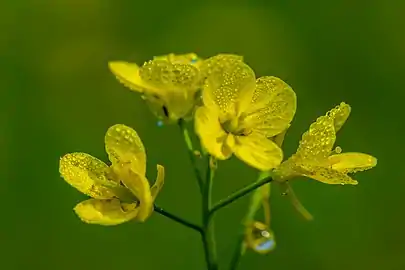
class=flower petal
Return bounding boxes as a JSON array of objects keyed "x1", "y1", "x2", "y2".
[
  {"x1": 117, "y1": 164, "x2": 153, "y2": 222},
  {"x1": 139, "y1": 60, "x2": 201, "y2": 122},
  {"x1": 108, "y1": 61, "x2": 152, "y2": 93},
  {"x1": 74, "y1": 198, "x2": 139, "y2": 226},
  {"x1": 139, "y1": 60, "x2": 200, "y2": 92},
  {"x1": 328, "y1": 152, "x2": 377, "y2": 174},
  {"x1": 154, "y1": 53, "x2": 203, "y2": 66},
  {"x1": 59, "y1": 153, "x2": 115, "y2": 199},
  {"x1": 151, "y1": 164, "x2": 165, "y2": 201},
  {"x1": 242, "y1": 76, "x2": 297, "y2": 137},
  {"x1": 327, "y1": 102, "x2": 351, "y2": 133},
  {"x1": 105, "y1": 124, "x2": 146, "y2": 175},
  {"x1": 202, "y1": 58, "x2": 256, "y2": 117},
  {"x1": 234, "y1": 134, "x2": 283, "y2": 171},
  {"x1": 199, "y1": 54, "x2": 243, "y2": 79},
  {"x1": 195, "y1": 106, "x2": 232, "y2": 160},
  {"x1": 300, "y1": 165, "x2": 358, "y2": 185},
  {"x1": 295, "y1": 115, "x2": 336, "y2": 165}
]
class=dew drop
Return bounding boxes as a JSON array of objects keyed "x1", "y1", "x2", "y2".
[
  {"x1": 249, "y1": 222, "x2": 276, "y2": 253},
  {"x1": 255, "y1": 238, "x2": 276, "y2": 253},
  {"x1": 157, "y1": 120, "x2": 164, "y2": 127}
]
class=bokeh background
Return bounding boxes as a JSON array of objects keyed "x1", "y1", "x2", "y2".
[{"x1": 2, "y1": 0, "x2": 404, "y2": 269}]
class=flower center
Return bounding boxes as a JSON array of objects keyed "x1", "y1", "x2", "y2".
[{"x1": 221, "y1": 117, "x2": 252, "y2": 136}]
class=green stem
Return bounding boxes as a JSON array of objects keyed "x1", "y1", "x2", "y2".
[
  {"x1": 209, "y1": 176, "x2": 273, "y2": 218},
  {"x1": 154, "y1": 205, "x2": 202, "y2": 233},
  {"x1": 202, "y1": 156, "x2": 218, "y2": 270},
  {"x1": 229, "y1": 234, "x2": 245, "y2": 270},
  {"x1": 228, "y1": 172, "x2": 272, "y2": 269},
  {"x1": 178, "y1": 119, "x2": 204, "y2": 193}
]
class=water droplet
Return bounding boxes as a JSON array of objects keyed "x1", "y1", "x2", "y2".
[
  {"x1": 340, "y1": 182, "x2": 345, "y2": 186},
  {"x1": 335, "y1": 146, "x2": 342, "y2": 154},
  {"x1": 248, "y1": 222, "x2": 276, "y2": 253},
  {"x1": 255, "y1": 238, "x2": 276, "y2": 252},
  {"x1": 157, "y1": 121, "x2": 164, "y2": 127},
  {"x1": 281, "y1": 192, "x2": 288, "y2": 196}
]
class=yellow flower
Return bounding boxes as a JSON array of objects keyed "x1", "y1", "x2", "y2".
[
  {"x1": 108, "y1": 53, "x2": 203, "y2": 124},
  {"x1": 195, "y1": 55, "x2": 297, "y2": 171},
  {"x1": 59, "y1": 124, "x2": 165, "y2": 225},
  {"x1": 273, "y1": 102, "x2": 377, "y2": 185}
]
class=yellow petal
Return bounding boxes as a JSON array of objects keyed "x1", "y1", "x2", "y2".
[
  {"x1": 242, "y1": 76, "x2": 297, "y2": 137},
  {"x1": 74, "y1": 198, "x2": 139, "y2": 226},
  {"x1": 139, "y1": 60, "x2": 200, "y2": 92},
  {"x1": 295, "y1": 115, "x2": 336, "y2": 164},
  {"x1": 202, "y1": 59, "x2": 256, "y2": 117},
  {"x1": 59, "y1": 153, "x2": 115, "y2": 199},
  {"x1": 117, "y1": 164, "x2": 153, "y2": 222},
  {"x1": 151, "y1": 164, "x2": 165, "y2": 201},
  {"x1": 108, "y1": 61, "x2": 152, "y2": 93},
  {"x1": 139, "y1": 60, "x2": 201, "y2": 122},
  {"x1": 300, "y1": 164, "x2": 358, "y2": 185},
  {"x1": 195, "y1": 106, "x2": 232, "y2": 160},
  {"x1": 328, "y1": 152, "x2": 377, "y2": 174},
  {"x1": 105, "y1": 124, "x2": 146, "y2": 175},
  {"x1": 199, "y1": 54, "x2": 243, "y2": 79},
  {"x1": 327, "y1": 102, "x2": 351, "y2": 133},
  {"x1": 154, "y1": 53, "x2": 202, "y2": 66},
  {"x1": 234, "y1": 134, "x2": 283, "y2": 171}
]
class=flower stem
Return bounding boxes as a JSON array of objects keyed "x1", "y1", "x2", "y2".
[
  {"x1": 201, "y1": 156, "x2": 218, "y2": 270},
  {"x1": 154, "y1": 204, "x2": 203, "y2": 233},
  {"x1": 228, "y1": 234, "x2": 245, "y2": 270},
  {"x1": 228, "y1": 172, "x2": 271, "y2": 269},
  {"x1": 209, "y1": 175, "x2": 273, "y2": 218},
  {"x1": 178, "y1": 119, "x2": 204, "y2": 193}
]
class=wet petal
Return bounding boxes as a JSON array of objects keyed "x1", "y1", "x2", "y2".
[
  {"x1": 108, "y1": 61, "x2": 152, "y2": 93},
  {"x1": 295, "y1": 115, "x2": 336, "y2": 164},
  {"x1": 199, "y1": 54, "x2": 243, "y2": 79},
  {"x1": 234, "y1": 134, "x2": 283, "y2": 171},
  {"x1": 202, "y1": 59, "x2": 256, "y2": 117},
  {"x1": 117, "y1": 164, "x2": 153, "y2": 222},
  {"x1": 74, "y1": 198, "x2": 139, "y2": 226},
  {"x1": 300, "y1": 164, "x2": 358, "y2": 185},
  {"x1": 105, "y1": 124, "x2": 146, "y2": 175},
  {"x1": 151, "y1": 164, "x2": 165, "y2": 201},
  {"x1": 328, "y1": 152, "x2": 377, "y2": 174},
  {"x1": 327, "y1": 102, "x2": 351, "y2": 133},
  {"x1": 243, "y1": 76, "x2": 297, "y2": 137},
  {"x1": 154, "y1": 53, "x2": 203, "y2": 66},
  {"x1": 195, "y1": 106, "x2": 232, "y2": 160},
  {"x1": 59, "y1": 153, "x2": 115, "y2": 199},
  {"x1": 139, "y1": 60, "x2": 201, "y2": 122},
  {"x1": 139, "y1": 60, "x2": 200, "y2": 93}
]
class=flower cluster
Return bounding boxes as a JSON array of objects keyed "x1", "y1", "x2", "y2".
[{"x1": 59, "y1": 52, "x2": 377, "y2": 267}]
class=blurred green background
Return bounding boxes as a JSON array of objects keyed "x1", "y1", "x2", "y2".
[{"x1": 2, "y1": 0, "x2": 404, "y2": 269}]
